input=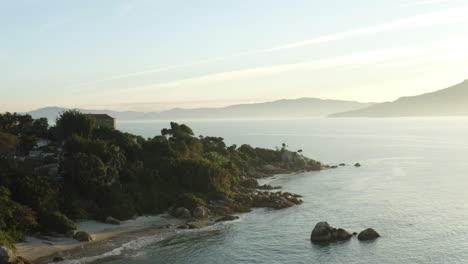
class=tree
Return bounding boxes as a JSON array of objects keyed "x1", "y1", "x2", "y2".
[
  {"x1": 55, "y1": 110, "x2": 95, "y2": 140},
  {"x1": 0, "y1": 132, "x2": 19, "y2": 158},
  {"x1": 62, "y1": 153, "x2": 108, "y2": 192}
]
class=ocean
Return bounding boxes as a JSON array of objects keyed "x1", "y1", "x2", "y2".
[{"x1": 71, "y1": 118, "x2": 468, "y2": 264}]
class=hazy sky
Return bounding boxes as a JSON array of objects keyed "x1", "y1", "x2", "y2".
[{"x1": 1, "y1": 0, "x2": 468, "y2": 112}]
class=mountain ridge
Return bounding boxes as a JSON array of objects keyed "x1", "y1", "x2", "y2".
[
  {"x1": 330, "y1": 79, "x2": 468, "y2": 117},
  {"x1": 26, "y1": 98, "x2": 373, "y2": 121}
]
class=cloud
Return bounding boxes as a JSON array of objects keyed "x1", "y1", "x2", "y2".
[
  {"x1": 264, "y1": 5, "x2": 468, "y2": 52},
  {"x1": 116, "y1": 37, "x2": 468, "y2": 94},
  {"x1": 401, "y1": 0, "x2": 455, "y2": 7},
  {"x1": 69, "y1": 5, "x2": 468, "y2": 89}
]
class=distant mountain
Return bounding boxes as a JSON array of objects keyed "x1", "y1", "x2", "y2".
[
  {"x1": 27, "y1": 98, "x2": 373, "y2": 121},
  {"x1": 330, "y1": 80, "x2": 468, "y2": 117}
]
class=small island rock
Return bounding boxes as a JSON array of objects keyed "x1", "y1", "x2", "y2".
[
  {"x1": 311, "y1": 222, "x2": 353, "y2": 242},
  {"x1": 358, "y1": 228, "x2": 380, "y2": 240},
  {"x1": 311, "y1": 222, "x2": 333, "y2": 241},
  {"x1": 354, "y1": 163, "x2": 361, "y2": 167}
]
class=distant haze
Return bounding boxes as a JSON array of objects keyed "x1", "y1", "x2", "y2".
[
  {"x1": 330, "y1": 79, "x2": 468, "y2": 117},
  {"x1": 27, "y1": 98, "x2": 373, "y2": 122}
]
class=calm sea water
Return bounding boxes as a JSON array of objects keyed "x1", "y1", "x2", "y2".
[{"x1": 88, "y1": 118, "x2": 468, "y2": 263}]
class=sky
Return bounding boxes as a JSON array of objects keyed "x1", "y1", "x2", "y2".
[{"x1": 1, "y1": 0, "x2": 468, "y2": 112}]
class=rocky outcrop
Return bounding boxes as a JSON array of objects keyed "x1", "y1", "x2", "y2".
[
  {"x1": 239, "y1": 178, "x2": 259, "y2": 188},
  {"x1": 0, "y1": 246, "x2": 15, "y2": 264},
  {"x1": 354, "y1": 163, "x2": 361, "y2": 167},
  {"x1": 358, "y1": 228, "x2": 380, "y2": 240},
  {"x1": 192, "y1": 206, "x2": 210, "y2": 219},
  {"x1": 257, "y1": 184, "x2": 282, "y2": 190},
  {"x1": 215, "y1": 215, "x2": 240, "y2": 222},
  {"x1": 171, "y1": 207, "x2": 192, "y2": 219},
  {"x1": 74, "y1": 231, "x2": 94, "y2": 242},
  {"x1": 105, "y1": 216, "x2": 121, "y2": 225},
  {"x1": 310, "y1": 222, "x2": 353, "y2": 242}
]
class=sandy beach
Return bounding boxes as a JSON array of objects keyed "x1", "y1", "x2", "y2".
[{"x1": 15, "y1": 214, "x2": 186, "y2": 263}]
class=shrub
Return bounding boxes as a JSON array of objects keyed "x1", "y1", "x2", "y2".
[
  {"x1": 39, "y1": 211, "x2": 76, "y2": 234},
  {"x1": 175, "y1": 193, "x2": 207, "y2": 209}
]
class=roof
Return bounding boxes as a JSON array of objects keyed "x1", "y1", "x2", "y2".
[{"x1": 86, "y1": 114, "x2": 115, "y2": 119}]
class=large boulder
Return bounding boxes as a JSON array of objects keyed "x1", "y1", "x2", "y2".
[
  {"x1": 74, "y1": 231, "x2": 94, "y2": 242},
  {"x1": 310, "y1": 222, "x2": 333, "y2": 241},
  {"x1": 0, "y1": 246, "x2": 15, "y2": 264},
  {"x1": 105, "y1": 216, "x2": 121, "y2": 225},
  {"x1": 358, "y1": 228, "x2": 380, "y2": 241},
  {"x1": 311, "y1": 222, "x2": 353, "y2": 242},
  {"x1": 333, "y1": 228, "x2": 353, "y2": 240},
  {"x1": 172, "y1": 207, "x2": 192, "y2": 219},
  {"x1": 193, "y1": 206, "x2": 210, "y2": 219}
]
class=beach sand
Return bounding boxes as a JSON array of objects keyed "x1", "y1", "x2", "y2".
[{"x1": 15, "y1": 214, "x2": 185, "y2": 263}]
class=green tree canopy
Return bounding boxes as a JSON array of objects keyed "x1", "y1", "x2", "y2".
[{"x1": 55, "y1": 110, "x2": 95, "y2": 140}]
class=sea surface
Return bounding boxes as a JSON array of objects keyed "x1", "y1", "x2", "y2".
[{"x1": 79, "y1": 118, "x2": 468, "y2": 263}]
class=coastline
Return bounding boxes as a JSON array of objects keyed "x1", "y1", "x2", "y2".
[
  {"x1": 15, "y1": 165, "x2": 320, "y2": 264},
  {"x1": 15, "y1": 215, "x2": 187, "y2": 263}
]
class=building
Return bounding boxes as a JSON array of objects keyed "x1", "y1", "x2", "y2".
[{"x1": 87, "y1": 114, "x2": 116, "y2": 129}]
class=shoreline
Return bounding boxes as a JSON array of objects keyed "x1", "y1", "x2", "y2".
[
  {"x1": 15, "y1": 215, "x2": 188, "y2": 263},
  {"x1": 15, "y1": 167, "x2": 319, "y2": 264}
]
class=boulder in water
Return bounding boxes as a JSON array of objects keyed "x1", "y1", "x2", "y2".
[
  {"x1": 311, "y1": 222, "x2": 353, "y2": 242},
  {"x1": 358, "y1": 228, "x2": 380, "y2": 240},
  {"x1": 311, "y1": 222, "x2": 333, "y2": 241},
  {"x1": 354, "y1": 163, "x2": 361, "y2": 167}
]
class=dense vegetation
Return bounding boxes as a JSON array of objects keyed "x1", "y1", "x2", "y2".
[{"x1": 0, "y1": 110, "x2": 315, "y2": 249}]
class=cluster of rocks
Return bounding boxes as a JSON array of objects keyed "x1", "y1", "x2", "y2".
[
  {"x1": 251, "y1": 191, "x2": 303, "y2": 209},
  {"x1": 0, "y1": 246, "x2": 35, "y2": 264},
  {"x1": 310, "y1": 222, "x2": 380, "y2": 243},
  {"x1": 256, "y1": 184, "x2": 282, "y2": 190}
]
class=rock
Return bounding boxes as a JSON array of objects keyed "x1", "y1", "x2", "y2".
[
  {"x1": 177, "y1": 224, "x2": 188, "y2": 229},
  {"x1": 53, "y1": 257, "x2": 65, "y2": 262},
  {"x1": 193, "y1": 206, "x2": 210, "y2": 219},
  {"x1": 239, "y1": 178, "x2": 258, "y2": 188},
  {"x1": 105, "y1": 216, "x2": 121, "y2": 225},
  {"x1": 339, "y1": 163, "x2": 346, "y2": 166},
  {"x1": 0, "y1": 246, "x2": 16, "y2": 264},
  {"x1": 74, "y1": 231, "x2": 94, "y2": 242},
  {"x1": 353, "y1": 232, "x2": 358, "y2": 236},
  {"x1": 172, "y1": 207, "x2": 192, "y2": 219},
  {"x1": 310, "y1": 222, "x2": 333, "y2": 241},
  {"x1": 311, "y1": 222, "x2": 352, "y2": 242},
  {"x1": 330, "y1": 165, "x2": 338, "y2": 169},
  {"x1": 215, "y1": 215, "x2": 240, "y2": 222},
  {"x1": 335, "y1": 228, "x2": 353, "y2": 240},
  {"x1": 358, "y1": 228, "x2": 380, "y2": 240},
  {"x1": 257, "y1": 184, "x2": 282, "y2": 190},
  {"x1": 16, "y1": 256, "x2": 35, "y2": 264},
  {"x1": 187, "y1": 222, "x2": 201, "y2": 229},
  {"x1": 354, "y1": 163, "x2": 361, "y2": 167}
]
